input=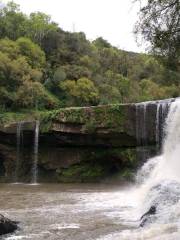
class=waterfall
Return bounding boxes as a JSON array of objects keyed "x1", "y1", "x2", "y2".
[
  {"x1": 155, "y1": 100, "x2": 171, "y2": 149},
  {"x1": 14, "y1": 121, "x2": 23, "y2": 183},
  {"x1": 136, "y1": 103, "x2": 148, "y2": 146},
  {"x1": 136, "y1": 98, "x2": 180, "y2": 223},
  {"x1": 136, "y1": 99, "x2": 173, "y2": 148},
  {"x1": 136, "y1": 99, "x2": 176, "y2": 186},
  {"x1": 155, "y1": 103, "x2": 161, "y2": 146},
  {"x1": 31, "y1": 121, "x2": 40, "y2": 184},
  {"x1": 143, "y1": 103, "x2": 147, "y2": 145},
  {"x1": 161, "y1": 99, "x2": 180, "y2": 180}
]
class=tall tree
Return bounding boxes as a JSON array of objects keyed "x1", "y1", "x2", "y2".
[
  {"x1": 0, "y1": 1, "x2": 27, "y2": 40},
  {"x1": 135, "y1": 0, "x2": 180, "y2": 71}
]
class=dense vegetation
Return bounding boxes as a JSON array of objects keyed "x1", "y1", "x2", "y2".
[
  {"x1": 135, "y1": 0, "x2": 180, "y2": 72},
  {"x1": 0, "y1": 1, "x2": 179, "y2": 111}
]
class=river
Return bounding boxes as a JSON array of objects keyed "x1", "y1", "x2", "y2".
[
  {"x1": 1, "y1": 181, "x2": 180, "y2": 240},
  {"x1": 0, "y1": 183, "x2": 137, "y2": 240}
]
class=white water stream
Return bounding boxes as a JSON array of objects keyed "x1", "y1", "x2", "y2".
[
  {"x1": 96, "y1": 98, "x2": 180, "y2": 239},
  {"x1": 31, "y1": 121, "x2": 40, "y2": 184}
]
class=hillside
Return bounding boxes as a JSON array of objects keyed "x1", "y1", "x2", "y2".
[{"x1": 0, "y1": 1, "x2": 179, "y2": 112}]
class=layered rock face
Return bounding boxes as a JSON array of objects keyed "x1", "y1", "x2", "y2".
[
  {"x1": 0, "y1": 102, "x2": 166, "y2": 147},
  {"x1": 0, "y1": 100, "x2": 171, "y2": 182}
]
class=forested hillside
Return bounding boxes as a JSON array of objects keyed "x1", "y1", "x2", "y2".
[{"x1": 0, "y1": 1, "x2": 179, "y2": 111}]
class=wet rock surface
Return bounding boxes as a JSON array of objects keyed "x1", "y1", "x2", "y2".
[
  {"x1": 0, "y1": 102, "x2": 160, "y2": 147},
  {"x1": 0, "y1": 214, "x2": 18, "y2": 235},
  {"x1": 0, "y1": 100, "x2": 169, "y2": 182}
]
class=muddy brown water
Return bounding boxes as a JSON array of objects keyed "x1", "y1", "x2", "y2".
[
  {"x1": 0, "y1": 183, "x2": 136, "y2": 240},
  {"x1": 0, "y1": 183, "x2": 179, "y2": 240}
]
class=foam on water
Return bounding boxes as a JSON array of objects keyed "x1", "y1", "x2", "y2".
[
  {"x1": 97, "y1": 98, "x2": 180, "y2": 239},
  {"x1": 122, "y1": 98, "x2": 180, "y2": 238}
]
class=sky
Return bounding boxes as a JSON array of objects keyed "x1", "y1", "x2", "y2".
[{"x1": 2, "y1": 0, "x2": 147, "y2": 53}]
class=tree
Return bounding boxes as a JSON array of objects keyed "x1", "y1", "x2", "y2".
[
  {"x1": 0, "y1": 1, "x2": 179, "y2": 110},
  {"x1": 93, "y1": 37, "x2": 111, "y2": 49},
  {"x1": 0, "y1": 37, "x2": 20, "y2": 58},
  {"x1": 0, "y1": 1, "x2": 27, "y2": 40},
  {"x1": 16, "y1": 37, "x2": 46, "y2": 69},
  {"x1": 60, "y1": 77, "x2": 99, "y2": 106},
  {"x1": 44, "y1": 67, "x2": 67, "y2": 97},
  {"x1": 62, "y1": 65, "x2": 91, "y2": 80},
  {"x1": 53, "y1": 67, "x2": 66, "y2": 84},
  {"x1": 135, "y1": 0, "x2": 180, "y2": 71},
  {"x1": 97, "y1": 71, "x2": 131, "y2": 104},
  {"x1": 137, "y1": 79, "x2": 180, "y2": 101},
  {"x1": 26, "y1": 12, "x2": 58, "y2": 47},
  {"x1": 0, "y1": 2, "x2": 59, "y2": 49},
  {"x1": 0, "y1": 37, "x2": 54, "y2": 110},
  {"x1": 15, "y1": 81, "x2": 59, "y2": 109}
]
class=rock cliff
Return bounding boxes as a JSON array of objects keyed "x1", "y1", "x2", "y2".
[{"x1": 0, "y1": 100, "x2": 170, "y2": 182}]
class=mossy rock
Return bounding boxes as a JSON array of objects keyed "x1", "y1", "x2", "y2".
[
  {"x1": 55, "y1": 147, "x2": 139, "y2": 183},
  {"x1": 39, "y1": 104, "x2": 128, "y2": 133},
  {"x1": 82, "y1": 148, "x2": 138, "y2": 168},
  {"x1": 57, "y1": 163, "x2": 106, "y2": 183}
]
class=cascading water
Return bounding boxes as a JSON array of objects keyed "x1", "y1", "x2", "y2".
[
  {"x1": 155, "y1": 99, "x2": 180, "y2": 182},
  {"x1": 96, "y1": 99, "x2": 180, "y2": 239},
  {"x1": 14, "y1": 121, "x2": 23, "y2": 183},
  {"x1": 31, "y1": 120, "x2": 40, "y2": 184},
  {"x1": 136, "y1": 103, "x2": 148, "y2": 146},
  {"x1": 155, "y1": 100, "x2": 171, "y2": 149},
  {"x1": 136, "y1": 98, "x2": 180, "y2": 226}
]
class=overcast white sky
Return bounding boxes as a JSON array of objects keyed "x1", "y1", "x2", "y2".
[{"x1": 3, "y1": 0, "x2": 147, "y2": 53}]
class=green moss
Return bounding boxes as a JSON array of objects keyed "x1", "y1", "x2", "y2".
[
  {"x1": 112, "y1": 168, "x2": 135, "y2": 181},
  {"x1": 0, "y1": 104, "x2": 128, "y2": 134},
  {"x1": 55, "y1": 147, "x2": 138, "y2": 183},
  {"x1": 120, "y1": 168, "x2": 135, "y2": 181},
  {"x1": 38, "y1": 104, "x2": 127, "y2": 133},
  {"x1": 83, "y1": 148, "x2": 138, "y2": 167},
  {"x1": 57, "y1": 163, "x2": 106, "y2": 183},
  {"x1": 115, "y1": 148, "x2": 137, "y2": 166},
  {"x1": 38, "y1": 110, "x2": 59, "y2": 132},
  {"x1": 0, "y1": 111, "x2": 36, "y2": 126}
]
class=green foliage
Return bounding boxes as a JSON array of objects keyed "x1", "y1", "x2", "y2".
[
  {"x1": 39, "y1": 104, "x2": 126, "y2": 134},
  {"x1": 55, "y1": 147, "x2": 138, "y2": 182},
  {"x1": 62, "y1": 65, "x2": 91, "y2": 80},
  {"x1": 16, "y1": 37, "x2": 46, "y2": 69},
  {"x1": 26, "y1": 12, "x2": 58, "y2": 47},
  {"x1": 97, "y1": 71, "x2": 131, "y2": 104},
  {"x1": 53, "y1": 67, "x2": 66, "y2": 84},
  {"x1": 15, "y1": 81, "x2": 59, "y2": 109},
  {"x1": 60, "y1": 77, "x2": 99, "y2": 106},
  {"x1": 135, "y1": 0, "x2": 180, "y2": 71},
  {"x1": 93, "y1": 37, "x2": 111, "y2": 49},
  {"x1": 0, "y1": 1, "x2": 27, "y2": 40},
  {"x1": 0, "y1": 1, "x2": 179, "y2": 111},
  {"x1": 59, "y1": 163, "x2": 105, "y2": 182},
  {"x1": 0, "y1": 36, "x2": 58, "y2": 110}
]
